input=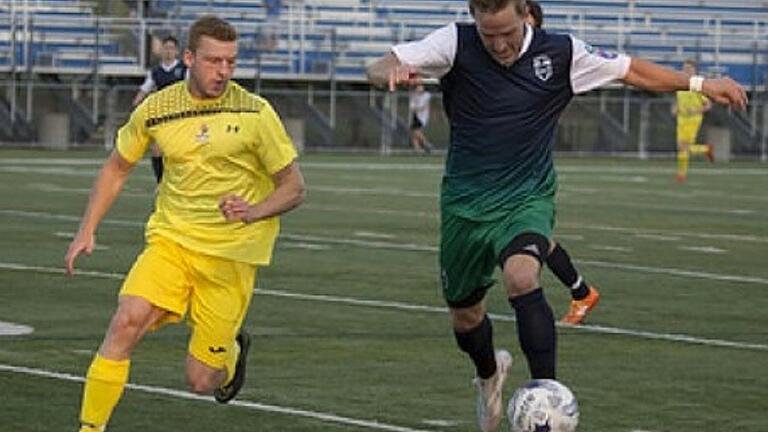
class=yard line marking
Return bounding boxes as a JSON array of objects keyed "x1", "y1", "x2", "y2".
[
  {"x1": 255, "y1": 289, "x2": 768, "y2": 352},
  {"x1": 0, "y1": 364, "x2": 436, "y2": 432},
  {"x1": 589, "y1": 245, "x2": 633, "y2": 253},
  {"x1": 312, "y1": 186, "x2": 434, "y2": 198},
  {"x1": 1, "y1": 209, "x2": 767, "y2": 286},
  {"x1": 9, "y1": 182, "x2": 760, "y2": 218},
  {"x1": 4, "y1": 157, "x2": 768, "y2": 177},
  {"x1": 53, "y1": 232, "x2": 109, "y2": 250},
  {"x1": 354, "y1": 231, "x2": 397, "y2": 239},
  {"x1": 0, "y1": 321, "x2": 34, "y2": 336},
  {"x1": 2, "y1": 262, "x2": 766, "y2": 352},
  {"x1": 678, "y1": 246, "x2": 728, "y2": 254},
  {"x1": 576, "y1": 260, "x2": 768, "y2": 286},
  {"x1": 281, "y1": 242, "x2": 333, "y2": 251},
  {"x1": 634, "y1": 234, "x2": 680, "y2": 242}
]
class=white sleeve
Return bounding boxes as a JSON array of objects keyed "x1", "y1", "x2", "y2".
[
  {"x1": 391, "y1": 23, "x2": 457, "y2": 79},
  {"x1": 139, "y1": 70, "x2": 155, "y2": 93},
  {"x1": 570, "y1": 36, "x2": 631, "y2": 94}
]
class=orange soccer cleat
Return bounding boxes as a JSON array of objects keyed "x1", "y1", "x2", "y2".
[{"x1": 561, "y1": 286, "x2": 600, "y2": 325}]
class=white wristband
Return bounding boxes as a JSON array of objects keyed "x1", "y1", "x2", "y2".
[{"x1": 689, "y1": 75, "x2": 704, "y2": 92}]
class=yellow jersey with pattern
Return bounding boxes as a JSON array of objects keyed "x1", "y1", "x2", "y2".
[
  {"x1": 676, "y1": 90, "x2": 708, "y2": 126},
  {"x1": 116, "y1": 81, "x2": 297, "y2": 265}
]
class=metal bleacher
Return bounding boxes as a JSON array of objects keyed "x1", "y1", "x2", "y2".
[{"x1": 1, "y1": 0, "x2": 766, "y2": 86}]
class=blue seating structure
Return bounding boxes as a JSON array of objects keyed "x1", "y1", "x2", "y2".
[{"x1": 1, "y1": 0, "x2": 766, "y2": 86}]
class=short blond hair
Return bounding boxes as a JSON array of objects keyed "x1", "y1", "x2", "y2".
[{"x1": 187, "y1": 16, "x2": 238, "y2": 52}]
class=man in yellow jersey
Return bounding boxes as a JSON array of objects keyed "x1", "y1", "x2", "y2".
[
  {"x1": 673, "y1": 59, "x2": 713, "y2": 183},
  {"x1": 64, "y1": 16, "x2": 305, "y2": 432}
]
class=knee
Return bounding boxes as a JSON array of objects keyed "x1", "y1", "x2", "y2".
[
  {"x1": 450, "y1": 304, "x2": 486, "y2": 332},
  {"x1": 108, "y1": 310, "x2": 145, "y2": 339},
  {"x1": 503, "y1": 261, "x2": 540, "y2": 296}
]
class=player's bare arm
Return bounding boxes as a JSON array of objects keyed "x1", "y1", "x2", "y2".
[
  {"x1": 65, "y1": 151, "x2": 136, "y2": 275},
  {"x1": 366, "y1": 53, "x2": 422, "y2": 91},
  {"x1": 623, "y1": 58, "x2": 748, "y2": 110},
  {"x1": 219, "y1": 161, "x2": 306, "y2": 224}
]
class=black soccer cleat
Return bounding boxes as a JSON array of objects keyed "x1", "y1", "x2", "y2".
[{"x1": 214, "y1": 329, "x2": 251, "y2": 404}]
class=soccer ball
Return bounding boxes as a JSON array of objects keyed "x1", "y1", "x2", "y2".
[{"x1": 507, "y1": 379, "x2": 579, "y2": 432}]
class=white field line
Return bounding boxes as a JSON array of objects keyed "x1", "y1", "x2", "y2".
[
  {"x1": 3, "y1": 158, "x2": 767, "y2": 177},
  {"x1": 11, "y1": 181, "x2": 761, "y2": 217},
  {"x1": 1, "y1": 209, "x2": 767, "y2": 286},
  {"x1": 2, "y1": 262, "x2": 767, "y2": 352},
  {"x1": 0, "y1": 364, "x2": 436, "y2": 432}
]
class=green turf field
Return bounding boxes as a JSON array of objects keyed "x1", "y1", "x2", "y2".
[{"x1": 1, "y1": 149, "x2": 766, "y2": 431}]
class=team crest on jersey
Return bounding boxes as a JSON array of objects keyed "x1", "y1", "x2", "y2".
[
  {"x1": 533, "y1": 55, "x2": 553, "y2": 82},
  {"x1": 196, "y1": 123, "x2": 210, "y2": 143}
]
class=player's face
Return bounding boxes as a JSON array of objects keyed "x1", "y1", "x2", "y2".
[
  {"x1": 474, "y1": 3, "x2": 526, "y2": 66},
  {"x1": 683, "y1": 63, "x2": 697, "y2": 76},
  {"x1": 185, "y1": 36, "x2": 237, "y2": 99},
  {"x1": 161, "y1": 41, "x2": 178, "y2": 63}
]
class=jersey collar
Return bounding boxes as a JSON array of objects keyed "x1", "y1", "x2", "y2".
[
  {"x1": 518, "y1": 23, "x2": 533, "y2": 59},
  {"x1": 160, "y1": 59, "x2": 179, "y2": 72}
]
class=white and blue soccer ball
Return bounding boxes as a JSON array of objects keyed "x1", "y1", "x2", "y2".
[{"x1": 507, "y1": 379, "x2": 579, "y2": 432}]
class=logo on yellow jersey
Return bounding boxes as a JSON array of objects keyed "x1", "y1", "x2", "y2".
[{"x1": 196, "y1": 123, "x2": 210, "y2": 144}]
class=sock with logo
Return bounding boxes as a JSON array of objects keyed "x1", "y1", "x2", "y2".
[
  {"x1": 545, "y1": 243, "x2": 589, "y2": 300},
  {"x1": 79, "y1": 354, "x2": 130, "y2": 431},
  {"x1": 509, "y1": 288, "x2": 556, "y2": 379},
  {"x1": 454, "y1": 314, "x2": 497, "y2": 379},
  {"x1": 222, "y1": 338, "x2": 240, "y2": 386}
]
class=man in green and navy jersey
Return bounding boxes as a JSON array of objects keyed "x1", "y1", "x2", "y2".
[{"x1": 367, "y1": 0, "x2": 747, "y2": 430}]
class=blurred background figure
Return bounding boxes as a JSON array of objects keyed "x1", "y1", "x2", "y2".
[
  {"x1": 409, "y1": 84, "x2": 433, "y2": 154},
  {"x1": 132, "y1": 35, "x2": 187, "y2": 183},
  {"x1": 673, "y1": 59, "x2": 714, "y2": 183}
]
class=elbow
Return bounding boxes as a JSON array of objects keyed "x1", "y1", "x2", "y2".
[
  {"x1": 291, "y1": 177, "x2": 307, "y2": 208},
  {"x1": 294, "y1": 183, "x2": 307, "y2": 207}
]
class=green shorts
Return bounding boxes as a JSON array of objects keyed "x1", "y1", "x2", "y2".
[{"x1": 439, "y1": 196, "x2": 555, "y2": 307}]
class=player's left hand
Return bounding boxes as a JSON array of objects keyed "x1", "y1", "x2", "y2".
[
  {"x1": 219, "y1": 194, "x2": 253, "y2": 223},
  {"x1": 702, "y1": 77, "x2": 748, "y2": 111}
]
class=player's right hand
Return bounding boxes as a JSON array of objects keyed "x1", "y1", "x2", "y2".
[
  {"x1": 65, "y1": 232, "x2": 95, "y2": 276},
  {"x1": 388, "y1": 64, "x2": 421, "y2": 91}
]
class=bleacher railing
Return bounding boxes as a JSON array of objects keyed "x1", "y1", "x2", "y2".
[{"x1": 2, "y1": 1, "x2": 766, "y2": 88}]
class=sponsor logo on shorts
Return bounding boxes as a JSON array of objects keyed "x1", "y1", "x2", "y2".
[{"x1": 208, "y1": 346, "x2": 227, "y2": 354}]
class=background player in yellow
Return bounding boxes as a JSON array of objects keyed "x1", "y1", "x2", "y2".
[
  {"x1": 673, "y1": 59, "x2": 713, "y2": 183},
  {"x1": 64, "y1": 16, "x2": 305, "y2": 432}
]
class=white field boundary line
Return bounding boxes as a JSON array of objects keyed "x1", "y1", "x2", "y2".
[
  {"x1": 3, "y1": 157, "x2": 768, "y2": 176},
  {"x1": 2, "y1": 262, "x2": 767, "y2": 352},
  {"x1": 10, "y1": 182, "x2": 761, "y2": 217},
  {"x1": 0, "y1": 364, "x2": 436, "y2": 432},
  {"x1": 2, "y1": 209, "x2": 768, "y2": 286}
]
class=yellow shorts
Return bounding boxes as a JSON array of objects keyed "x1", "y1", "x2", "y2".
[
  {"x1": 677, "y1": 121, "x2": 702, "y2": 145},
  {"x1": 120, "y1": 235, "x2": 257, "y2": 368}
]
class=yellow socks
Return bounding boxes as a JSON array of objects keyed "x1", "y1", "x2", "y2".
[
  {"x1": 689, "y1": 144, "x2": 709, "y2": 154},
  {"x1": 79, "y1": 354, "x2": 130, "y2": 432}
]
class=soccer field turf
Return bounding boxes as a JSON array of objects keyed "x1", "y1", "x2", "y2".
[{"x1": 1, "y1": 150, "x2": 766, "y2": 431}]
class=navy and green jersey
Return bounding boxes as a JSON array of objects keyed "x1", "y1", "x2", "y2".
[
  {"x1": 393, "y1": 23, "x2": 630, "y2": 221},
  {"x1": 139, "y1": 60, "x2": 188, "y2": 93}
]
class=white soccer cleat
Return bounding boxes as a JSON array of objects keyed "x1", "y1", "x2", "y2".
[{"x1": 473, "y1": 349, "x2": 512, "y2": 432}]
